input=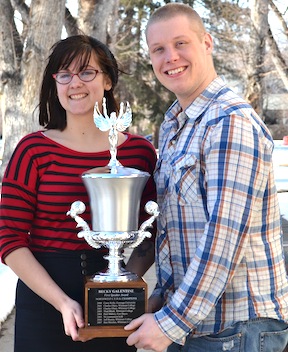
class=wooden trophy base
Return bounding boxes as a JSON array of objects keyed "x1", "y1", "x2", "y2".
[{"x1": 79, "y1": 276, "x2": 147, "y2": 339}]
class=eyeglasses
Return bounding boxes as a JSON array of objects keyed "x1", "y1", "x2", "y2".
[{"x1": 52, "y1": 69, "x2": 104, "y2": 84}]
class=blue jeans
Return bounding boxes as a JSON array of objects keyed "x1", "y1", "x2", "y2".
[{"x1": 167, "y1": 318, "x2": 288, "y2": 352}]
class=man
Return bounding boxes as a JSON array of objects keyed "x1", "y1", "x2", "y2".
[{"x1": 125, "y1": 3, "x2": 288, "y2": 352}]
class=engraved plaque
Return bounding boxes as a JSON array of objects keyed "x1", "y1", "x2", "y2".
[{"x1": 88, "y1": 287, "x2": 145, "y2": 326}]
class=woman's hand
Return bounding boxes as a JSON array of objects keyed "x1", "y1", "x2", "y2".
[{"x1": 59, "y1": 297, "x2": 85, "y2": 341}]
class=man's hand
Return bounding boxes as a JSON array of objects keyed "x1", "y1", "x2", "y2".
[{"x1": 125, "y1": 313, "x2": 172, "y2": 352}]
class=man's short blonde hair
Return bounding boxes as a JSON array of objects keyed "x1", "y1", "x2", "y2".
[{"x1": 146, "y1": 3, "x2": 206, "y2": 39}]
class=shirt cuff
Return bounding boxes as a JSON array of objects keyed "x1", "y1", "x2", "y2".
[{"x1": 154, "y1": 304, "x2": 193, "y2": 345}]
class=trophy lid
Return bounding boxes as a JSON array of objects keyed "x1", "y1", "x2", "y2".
[{"x1": 82, "y1": 165, "x2": 150, "y2": 179}]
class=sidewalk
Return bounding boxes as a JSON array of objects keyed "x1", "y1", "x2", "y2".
[
  {"x1": 0, "y1": 262, "x2": 158, "y2": 352},
  {"x1": 0, "y1": 310, "x2": 14, "y2": 352}
]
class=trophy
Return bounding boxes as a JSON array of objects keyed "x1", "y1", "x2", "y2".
[{"x1": 67, "y1": 98, "x2": 159, "y2": 339}]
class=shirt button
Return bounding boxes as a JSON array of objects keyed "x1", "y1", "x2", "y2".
[
  {"x1": 82, "y1": 269, "x2": 87, "y2": 275},
  {"x1": 81, "y1": 261, "x2": 87, "y2": 268},
  {"x1": 80, "y1": 253, "x2": 87, "y2": 260},
  {"x1": 171, "y1": 140, "x2": 176, "y2": 145},
  {"x1": 161, "y1": 230, "x2": 165, "y2": 234}
]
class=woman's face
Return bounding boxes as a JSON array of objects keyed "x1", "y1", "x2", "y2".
[{"x1": 55, "y1": 53, "x2": 112, "y2": 119}]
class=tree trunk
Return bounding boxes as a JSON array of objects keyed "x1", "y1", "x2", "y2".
[
  {"x1": 244, "y1": 0, "x2": 269, "y2": 118},
  {"x1": 267, "y1": 0, "x2": 288, "y2": 91},
  {"x1": 267, "y1": 28, "x2": 288, "y2": 91},
  {"x1": 78, "y1": 0, "x2": 117, "y2": 43},
  {"x1": 21, "y1": 0, "x2": 66, "y2": 128},
  {"x1": 0, "y1": 0, "x2": 25, "y2": 173}
]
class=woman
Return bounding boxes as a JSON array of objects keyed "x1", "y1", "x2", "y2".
[{"x1": 0, "y1": 35, "x2": 157, "y2": 352}]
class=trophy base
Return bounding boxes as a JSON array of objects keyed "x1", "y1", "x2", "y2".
[
  {"x1": 79, "y1": 325, "x2": 135, "y2": 339},
  {"x1": 80, "y1": 276, "x2": 147, "y2": 339}
]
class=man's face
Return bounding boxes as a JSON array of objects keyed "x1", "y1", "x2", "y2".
[{"x1": 146, "y1": 15, "x2": 214, "y2": 109}]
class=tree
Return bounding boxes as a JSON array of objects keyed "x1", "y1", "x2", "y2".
[{"x1": 200, "y1": 0, "x2": 287, "y2": 129}]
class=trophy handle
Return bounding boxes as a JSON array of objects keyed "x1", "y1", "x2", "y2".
[
  {"x1": 67, "y1": 201, "x2": 101, "y2": 249},
  {"x1": 129, "y1": 201, "x2": 159, "y2": 249}
]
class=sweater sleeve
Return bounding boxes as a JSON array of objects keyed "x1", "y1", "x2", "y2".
[{"x1": 0, "y1": 136, "x2": 39, "y2": 262}]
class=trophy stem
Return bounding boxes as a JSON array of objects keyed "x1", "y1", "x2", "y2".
[
  {"x1": 105, "y1": 243, "x2": 124, "y2": 278},
  {"x1": 90, "y1": 241, "x2": 138, "y2": 282}
]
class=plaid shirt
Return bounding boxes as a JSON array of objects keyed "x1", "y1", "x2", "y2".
[{"x1": 153, "y1": 76, "x2": 288, "y2": 345}]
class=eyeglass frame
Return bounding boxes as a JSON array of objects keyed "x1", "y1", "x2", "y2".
[{"x1": 52, "y1": 69, "x2": 104, "y2": 85}]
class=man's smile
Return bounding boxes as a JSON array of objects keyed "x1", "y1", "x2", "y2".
[{"x1": 166, "y1": 66, "x2": 186, "y2": 75}]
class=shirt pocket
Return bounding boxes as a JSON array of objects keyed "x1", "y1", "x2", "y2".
[{"x1": 171, "y1": 154, "x2": 199, "y2": 205}]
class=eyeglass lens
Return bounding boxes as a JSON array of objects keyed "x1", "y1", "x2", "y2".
[{"x1": 54, "y1": 69, "x2": 100, "y2": 84}]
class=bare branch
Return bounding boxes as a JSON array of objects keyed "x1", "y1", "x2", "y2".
[
  {"x1": 268, "y1": 0, "x2": 288, "y2": 38},
  {"x1": 267, "y1": 28, "x2": 288, "y2": 90},
  {"x1": 64, "y1": 7, "x2": 79, "y2": 36}
]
